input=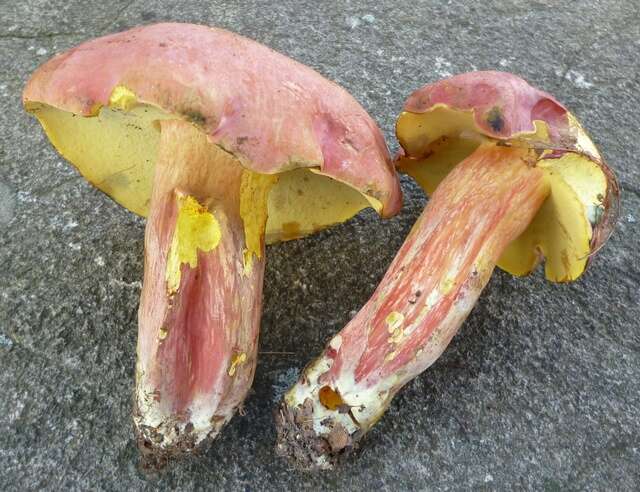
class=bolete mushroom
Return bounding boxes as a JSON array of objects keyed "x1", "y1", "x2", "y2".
[
  {"x1": 276, "y1": 71, "x2": 619, "y2": 469},
  {"x1": 23, "y1": 23, "x2": 401, "y2": 466}
]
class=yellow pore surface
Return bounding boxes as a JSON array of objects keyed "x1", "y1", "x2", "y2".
[
  {"x1": 28, "y1": 95, "x2": 373, "y2": 246},
  {"x1": 396, "y1": 108, "x2": 609, "y2": 282}
]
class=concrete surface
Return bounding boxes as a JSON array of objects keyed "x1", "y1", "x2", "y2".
[{"x1": 1, "y1": 0, "x2": 639, "y2": 490}]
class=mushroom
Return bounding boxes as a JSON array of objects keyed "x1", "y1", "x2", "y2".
[
  {"x1": 276, "y1": 71, "x2": 619, "y2": 469},
  {"x1": 23, "y1": 23, "x2": 401, "y2": 467}
]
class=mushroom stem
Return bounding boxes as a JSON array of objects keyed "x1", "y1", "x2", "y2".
[
  {"x1": 135, "y1": 120, "x2": 272, "y2": 468},
  {"x1": 276, "y1": 142, "x2": 550, "y2": 469}
]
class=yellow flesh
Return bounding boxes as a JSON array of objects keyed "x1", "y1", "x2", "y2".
[
  {"x1": 396, "y1": 106, "x2": 478, "y2": 157},
  {"x1": 28, "y1": 103, "x2": 373, "y2": 244},
  {"x1": 165, "y1": 194, "x2": 222, "y2": 295},
  {"x1": 396, "y1": 105, "x2": 552, "y2": 156},
  {"x1": 396, "y1": 108, "x2": 608, "y2": 282},
  {"x1": 227, "y1": 352, "x2": 247, "y2": 377},
  {"x1": 265, "y1": 167, "x2": 372, "y2": 243},
  {"x1": 239, "y1": 171, "x2": 278, "y2": 273}
]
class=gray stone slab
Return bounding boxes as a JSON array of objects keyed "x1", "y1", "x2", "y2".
[{"x1": 1, "y1": 0, "x2": 638, "y2": 490}]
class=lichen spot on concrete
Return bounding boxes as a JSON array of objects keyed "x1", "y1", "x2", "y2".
[{"x1": 166, "y1": 195, "x2": 221, "y2": 294}]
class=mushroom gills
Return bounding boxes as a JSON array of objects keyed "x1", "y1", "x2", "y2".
[{"x1": 28, "y1": 103, "x2": 373, "y2": 242}]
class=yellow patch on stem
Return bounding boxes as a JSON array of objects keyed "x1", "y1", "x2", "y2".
[
  {"x1": 165, "y1": 194, "x2": 222, "y2": 294},
  {"x1": 385, "y1": 311, "x2": 405, "y2": 333},
  {"x1": 440, "y1": 277, "x2": 456, "y2": 294},
  {"x1": 389, "y1": 329, "x2": 405, "y2": 345},
  {"x1": 158, "y1": 326, "x2": 169, "y2": 340},
  {"x1": 386, "y1": 311, "x2": 406, "y2": 344},
  {"x1": 239, "y1": 171, "x2": 278, "y2": 275},
  {"x1": 384, "y1": 350, "x2": 398, "y2": 362},
  {"x1": 228, "y1": 352, "x2": 247, "y2": 377}
]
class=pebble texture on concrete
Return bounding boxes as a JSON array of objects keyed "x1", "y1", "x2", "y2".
[{"x1": 1, "y1": 1, "x2": 638, "y2": 490}]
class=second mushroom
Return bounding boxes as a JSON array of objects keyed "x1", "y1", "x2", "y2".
[{"x1": 276, "y1": 71, "x2": 619, "y2": 469}]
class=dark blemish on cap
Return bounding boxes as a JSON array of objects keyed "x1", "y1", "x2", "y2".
[
  {"x1": 236, "y1": 136, "x2": 249, "y2": 145},
  {"x1": 486, "y1": 106, "x2": 505, "y2": 133},
  {"x1": 181, "y1": 109, "x2": 206, "y2": 126},
  {"x1": 592, "y1": 204, "x2": 605, "y2": 226}
]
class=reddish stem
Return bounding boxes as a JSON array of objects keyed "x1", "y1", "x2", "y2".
[
  {"x1": 134, "y1": 120, "x2": 264, "y2": 467},
  {"x1": 276, "y1": 142, "x2": 550, "y2": 469}
]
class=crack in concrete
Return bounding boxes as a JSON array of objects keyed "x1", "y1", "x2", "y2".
[
  {"x1": 98, "y1": 0, "x2": 137, "y2": 33},
  {"x1": 0, "y1": 32, "x2": 83, "y2": 40},
  {"x1": 31, "y1": 176, "x2": 83, "y2": 198},
  {"x1": 0, "y1": 0, "x2": 137, "y2": 42}
]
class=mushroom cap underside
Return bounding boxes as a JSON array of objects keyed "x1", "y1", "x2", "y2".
[
  {"x1": 395, "y1": 71, "x2": 619, "y2": 282},
  {"x1": 23, "y1": 23, "x2": 402, "y2": 243}
]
